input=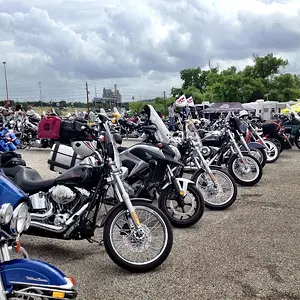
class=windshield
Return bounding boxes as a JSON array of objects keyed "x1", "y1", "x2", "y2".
[
  {"x1": 103, "y1": 120, "x2": 121, "y2": 169},
  {"x1": 186, "y1": 119, "x2": 203, "y2": 146},
  {"x1": 144, "y1": 105, "x2": 175, "y2": 144},
  {"x1": 100, "y1": 108, "x2": 107, "y2": 116}
]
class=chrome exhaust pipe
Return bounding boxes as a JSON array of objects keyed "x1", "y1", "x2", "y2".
[
  {"x1": 30, "y1": 221, "x2": 65, "y2": 233},
  {"x1": 30, "y1": 203, "x2": 54, "y2": 221}
]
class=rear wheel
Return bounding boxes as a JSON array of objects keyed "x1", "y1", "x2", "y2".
[{"x1": 158, "y1": 183, "x2": 205, "y2": 228}]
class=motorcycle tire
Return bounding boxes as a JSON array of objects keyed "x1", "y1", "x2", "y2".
[
  {"x1": 191, "y1": 166, "x2": 237, "y2": 210},
  {"x1": 158, "y1": 183, "x2": 205, "y2": 228},
  {"x1": 18, "y1": 140, "x2": 29, "y2": 150},
  {"x1": 269, "y1": 138, "x2": 282, "y2": 153},
  {"x1": 264, "y1": 139, "x2": 280, "y2": 163},
  {"x1": 227, "y1": 153, "x2": 262, "y2": 187},
  {"x1": 103, "y1": 201, "x2": 173, "y2": 273},
  {"x1": 249, "y1": 147, "x2": 267, "y2": 168},
  {"x1": 295, "y1": 133, "x2": 300, "y2": 150}
]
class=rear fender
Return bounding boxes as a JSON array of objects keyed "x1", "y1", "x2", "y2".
[
  {"x1": 1, "y1": 259, "x2": 77, "y2": 297},
  {"x1": 161, "y1": 178, "x2": 194, "y2": 196},
  {"x1": 100, "y1": 198, "x2": 152, "y2": 227},
  {"x1": 248, "y1": 142, "x2": 266, "y2": 149}
]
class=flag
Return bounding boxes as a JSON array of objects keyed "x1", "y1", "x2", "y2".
[
  {"x1": 175, "y1": 95, "x2": 187, "y2": 107},
  {"x1": 186, "y1": 96, "x2": 194, "y2": 106}
]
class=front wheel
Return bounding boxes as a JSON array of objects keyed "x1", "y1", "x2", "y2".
[
  {"x1": 249, "y1": 148, "x2": 267, "y2": 168},
  {"x1": 228, "y1": 154, "x2": 262, "y2": 186},
  {"x1": 158, "y1": 183, "x2": 205, "y2": 228},
  {"x1": 103, "y1": 201, "x2": 173, "y2": 273},
  {"x1": 191, "y1": 167, "x2": 237, "y2": 210}
]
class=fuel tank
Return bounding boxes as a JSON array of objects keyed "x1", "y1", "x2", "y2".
[
  {"x1": 56, "y1": 164, "x2": 95, "y2": 188},
  {"x1": 120, "y1": 143, "x2": 181, "y2": 177}
]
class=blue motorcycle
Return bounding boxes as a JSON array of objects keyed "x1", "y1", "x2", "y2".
[
  {"x1": 0, "y1": 128, "x2": 20, "y2": 152},
  {"x1": 0, "y1": 171, "x2": 77, "y2": 299}
]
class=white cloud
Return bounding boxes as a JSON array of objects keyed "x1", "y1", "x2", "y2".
[{"x1": 0, "y1": 0, "x2": 300, "y2": 102}]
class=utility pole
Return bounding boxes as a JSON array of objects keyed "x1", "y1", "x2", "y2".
[
  {"x1": 2, "y1": 62, "x2": 9, "y2": 101},
  {"x1": 163, "y1": 91, "x2": 166, "y2": 117},
  {"x1": 38, "y1": 82, "x2": 42, "y2": 107},
  {"x1": 85, "y1": 82, "x2": 90, "y2": 114}
]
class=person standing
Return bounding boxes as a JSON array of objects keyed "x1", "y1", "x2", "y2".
[
  {"x1": 168, "y1": 102, "x2": 175, "y2": 131},
  {"x1": 0, "y1": 101, "x2": 14, "y2": 127}
]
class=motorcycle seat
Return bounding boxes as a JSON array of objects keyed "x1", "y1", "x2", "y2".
[
  {"x1": 118, "y1": 146, "x2": 129, "y2": 153},
  {"x1": 4, "y1": 166, "x2": 56, "y2": 194}
]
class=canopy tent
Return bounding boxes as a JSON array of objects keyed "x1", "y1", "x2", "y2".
[
  {"x1": 281, "y1": 102, "x2": 300, "y2": 114},
  {"x1": 202, "y1": 102, "x2": 245, "y2": 113}
]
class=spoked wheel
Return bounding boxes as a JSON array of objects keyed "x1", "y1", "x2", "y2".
[
  {"x1": 269, "y1": 138, "x2": 282, "y2": 153},
  {"x1": 264, "y1": 139, "x2": 280, "y2": 163},
  {"x1": 191, "y1": 166, "x2": 237, "y2": 210},
  {"x1": 18, "y1": 139, "x2": 29, "y2": 150},
  {"x1": 103, "y1": 201, "x2": 173, "y2": 272},
  {"x1": 158, "y1": 183, "x2": 205, "y2": 228},
  {"x1": 249, "y1": 148, "x2": 267, "y2": 168},
  {"x1": 228, "y1": 154, "x2": 262, "y2": 186}
]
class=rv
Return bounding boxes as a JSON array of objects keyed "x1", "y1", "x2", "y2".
[{"x1": 242, "y1": 99, "x2": 299, "y2": 121}]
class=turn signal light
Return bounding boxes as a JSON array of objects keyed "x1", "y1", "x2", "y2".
[
  {"x1": 157, "y1": 143, "x2": 163, "y2": 148},
  {"x1": 68, "y1": 276, "x2": 77, "y2": 286},
  {"x1": 15, "y1": 240, "x2": 21, "y2": 254}
]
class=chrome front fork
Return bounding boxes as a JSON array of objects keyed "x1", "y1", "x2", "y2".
[
  {"x1": 0, "y1": 243, "x2": 10, "y2": 300},
  {"x1": 228, "y1": 131, "x2": 248, "y2": 168},
  {"x1": 111, "y1": 163, "x2": 142, "y2": 229}
]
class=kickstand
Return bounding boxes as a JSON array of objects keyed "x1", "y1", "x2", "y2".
[{"x1": 87, "y1": 237, "x2": 104, "y2": 246}]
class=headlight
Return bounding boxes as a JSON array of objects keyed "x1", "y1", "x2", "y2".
[
  {"x1": 0, "y1": 203, "x2": 13, "y2": 225},
  {"x1": 10, "y1": 203, "x2": 31, "y2": 234}
]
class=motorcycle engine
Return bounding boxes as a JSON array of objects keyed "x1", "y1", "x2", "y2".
[
  {"x1": 201, "y1": 146, "x2": 211, "y2": 158},
  {"x1": 50, "y1": 185, "x2": 76, "y2": 205}
]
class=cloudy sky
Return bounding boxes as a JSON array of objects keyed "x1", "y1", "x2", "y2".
[{"x1": 0, "y1": 0, "x2": 300, "y2": 102}]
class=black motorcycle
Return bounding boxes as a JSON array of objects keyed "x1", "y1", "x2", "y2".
[
  {"x1": 201, "y1": 116, "x2": 263, "y2": 186},
  {"x1": 2, "y1": 115, "x2": 173, "y2": 273},
  {"x1": 118, "y1": 124, "x2": 205, "y2": 228}
]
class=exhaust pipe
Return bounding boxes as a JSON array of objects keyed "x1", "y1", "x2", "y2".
[
  {"x1": 30, "y1": 221, "x2": 65, "y2": 233},
  {"x1": 30, "y1": 203, "x2": 54, "y2": 221}
]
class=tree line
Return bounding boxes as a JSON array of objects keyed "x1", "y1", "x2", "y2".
[{"x1": 129, "y1": 53, "x2": 300, "y2": 113}]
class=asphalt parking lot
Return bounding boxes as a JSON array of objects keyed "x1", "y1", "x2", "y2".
[{"x1": 17, "y1": 144, "x2": 300, "y2": 300}]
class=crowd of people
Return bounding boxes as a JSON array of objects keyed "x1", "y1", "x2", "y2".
[{"x1": 0, "y1": 101, "x2": 39, "y2": 127}]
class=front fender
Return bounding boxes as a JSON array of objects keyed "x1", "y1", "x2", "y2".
[
  {"x1": 161, "y1": 178, "x2": 194, "y2": 195},
  {"x1": 0, "y1": 259, "x2": 76, "y2": 296},
  {"x1": 100, "y1": 198, "x2": 152, "y2": 227},
  {"x1": 248, "y1": 142, "x2": 266, "y2": 149}
]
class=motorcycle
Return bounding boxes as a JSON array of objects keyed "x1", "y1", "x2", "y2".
[
  {"x1": 117, "y1": 107, "x2": 205, "y2": 227},
  {"x1": 246, "y1": 120, "x2": 280, "y2": 163},
  {"x1": 2, "y1": 115, "x2": 173, "y2": 272},
  {"x1": 0, "y1": 171, "x2": 77, "y2": 299},
  {"x1": 0, "y1": 128, "x2": 20, "y2": 152},
  {"x1": 142, "y1": 105, "x2": 237, "y2": 210},
  {"x1": 201, "y1": 114, "x2": 263, "y2": 186}
]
